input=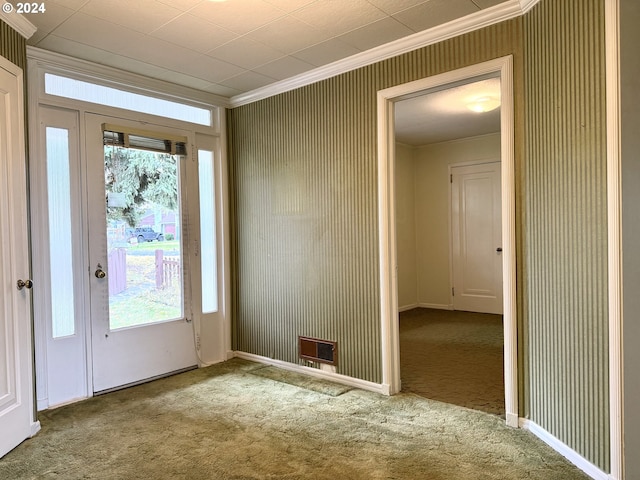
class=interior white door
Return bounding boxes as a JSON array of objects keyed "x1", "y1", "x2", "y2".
[
  {"x1": 0, "y1": 59, "x2": 39, "y2": 457},
  {"x1": 86, "y1": 114, "x2": 197, "y2": 392},
  {"x1": 451, "y1": 162, "x2": 502, "y2": 314}
]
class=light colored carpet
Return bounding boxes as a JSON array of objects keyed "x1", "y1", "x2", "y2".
[
  {"x1": 400, "y1": 308, "x2": 505, "y2": 416},
  {"x1": 249, "y1": 365, "x2": 353, "y2": 396},
  {"x1": 0, "y1": 358, "x2": 589, "y2": 479}
]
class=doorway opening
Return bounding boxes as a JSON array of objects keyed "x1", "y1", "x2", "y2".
[
  {"x1": 377, "y1": 56, "x2": 518, "y2": 426},
  {"x1": 394, "y1": 79, "x2": 504, "y2": 415}
]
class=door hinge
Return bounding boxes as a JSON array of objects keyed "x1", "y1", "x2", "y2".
[
  {"x1": 452, "y1": 287, "x2": 455, "y2": 296},
  {"x1": 450, "y1": 174, "x2": 453, "y2": 183}
]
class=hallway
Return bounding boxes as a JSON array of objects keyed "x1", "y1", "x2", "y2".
[{"x1": 400, "y1": 308, "x2": 504, "y2": 416}]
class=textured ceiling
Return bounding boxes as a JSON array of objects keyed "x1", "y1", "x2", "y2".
[
  {"x1": 395, "y1": 77, "x2": 501, "y2": 146},
  {"x1": 23, "y1": 0, "x2": 508, "y2": 99},
  {"x1": 19, "y1": 0, "x2": 509, "y2": 144}
]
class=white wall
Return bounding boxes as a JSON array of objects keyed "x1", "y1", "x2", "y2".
[
  {"x1": 621, "y1": 0, "x2": 640, "y2": 473},
  {"x1": 395, "y1": 133, "x2": 500, "y2": 310},
  {"x1": 395, "y1": 143, "x2": 417, "y2": 309}
]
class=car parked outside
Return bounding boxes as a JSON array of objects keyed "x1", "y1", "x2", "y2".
[{"x1": 126, "y1": 226, "x2": 164, "y2": 242}]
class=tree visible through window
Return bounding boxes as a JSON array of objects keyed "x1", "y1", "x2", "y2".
[{"x1": 105, "y1": 146, "x2": 178, "y2": 227}]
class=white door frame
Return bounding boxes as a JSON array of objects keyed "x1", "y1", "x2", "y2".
[
  {"x1": 604, "y1": 0, "x2": 622, "y2": 477},
  {"x1": 377, "y1": 55, "x2": 518, "y2": 427},
  {"x1": 26, "y1": 50, "x2": 231, "y2": 409}
]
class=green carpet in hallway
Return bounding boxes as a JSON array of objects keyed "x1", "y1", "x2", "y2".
[
  {"x1": 400, "y1": 308, "x2": 505, "y2": 416},
  {"x1": 0, "y1": 358, "x2": 588, "y2": 479}
]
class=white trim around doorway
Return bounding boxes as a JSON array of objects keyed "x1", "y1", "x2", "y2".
[
  {"x1": 605, "y1": 0, "x2": 623, "y2": 478},
  {"x1": 376, "y1": 55, "x2": 518, "y2": 426}
]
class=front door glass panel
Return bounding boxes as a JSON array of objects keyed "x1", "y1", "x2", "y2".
[
  {"x1": 198, "y1": 149, "x2": 218, "y2": 314},
  {"x1": 46, "y1": 127, "x2": 76, "y2": 338},
  {"x1": 104, "y1": 145, "x2": 184, "y2": 329}
]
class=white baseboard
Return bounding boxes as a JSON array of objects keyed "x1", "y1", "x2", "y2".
[
  {"x1": 43, "y1": 395, "x2": 91, "y2": 411},
  {"x1": 418, "y1": 303, "x2": 453, "y2": 310},
  {"x1": 398, "y1": 303, "x2": 418, "y2": 312},
  {"x1": 399, "y1": 303, "x2": 454, "y2": 312},
  {"x1": 506, "y1": 412, "x2": 519, "y2": 428},
  {"x1": 234, "y1": 351, "x2": 387, "y2": 395},
  {"x1": 519, "y1": 418, "x2": 610, "y2": 480},
  {"x1": 30, "y1": 421, "x2": 41, "y2": 438},
  {"x1": 198, "y1": 351, "x2": 235, "y2": 368}
]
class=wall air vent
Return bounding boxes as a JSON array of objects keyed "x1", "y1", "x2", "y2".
[{"x1": 298, "y1": 336, "x2": 337, "y2": 366}]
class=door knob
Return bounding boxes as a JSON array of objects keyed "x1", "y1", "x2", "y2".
[
  {"x1": 95, "y1": 263, "x2": 106, "y2": 279},
  {"x1": 16, "y1": 279, "x2": 33, "y2": 290},
  {"x1": 496, "y1": 247, "x2": 503, "y2": 252}
]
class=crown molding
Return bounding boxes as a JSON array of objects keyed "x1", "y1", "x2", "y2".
[
  {"x1": 519, "y1": 0, "x2": 540, "y2": 14},
  {"x1": 0, "y1": 10, "x2": 37, "y2": 39},
  {"x1": 230, "y1": 0, "x2": 540, "y2": 107}
]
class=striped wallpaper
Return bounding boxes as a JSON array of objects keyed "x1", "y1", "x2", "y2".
[
  {"x1": 228, "y1": 72, "x2": 383, "y2": 381},
  {"x1": 2, "y1": 2, "x2": 612, "y2": 474},
  {"x1": 1, "y1": 19, "x2": 28, "y2": 156},
  {"x1": 228, "y1": 19, "x2": 522, "y2": 384},
  {"x1": 229, "y1": 0, "x2": 609, "y2": 472},
  {"x1": 523, "y1": 0, "x2": 609, "y2": 471},
  {"x1": 0, "y1": 20, "x2": 27, "y2": 70}
]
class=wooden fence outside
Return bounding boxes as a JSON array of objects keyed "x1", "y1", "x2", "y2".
[{"x1": 155, "y1": 250, "x2": 181, "y2": 289}]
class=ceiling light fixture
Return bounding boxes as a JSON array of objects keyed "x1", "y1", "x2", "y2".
[{"x1": 466, "y1": 96, "x2": 500, "y2": 113}]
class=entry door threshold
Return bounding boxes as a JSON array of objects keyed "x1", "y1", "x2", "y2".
[{"x1": 94, "y1": 365, "x2": 198, "y2": 396}]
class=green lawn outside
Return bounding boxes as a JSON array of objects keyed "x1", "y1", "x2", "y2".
[
  {"x1": 108, "y1": 253, "x2": 183, "y2": 329},
  {"x1": 126, "y1": 239, "x2": 180, "y2": 253},
  {"x1": 110, "y1": 296, "x2": 181, "y2": 329}
]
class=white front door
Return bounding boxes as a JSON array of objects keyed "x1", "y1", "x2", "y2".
[
  {"x1": 0, "y1": 58, "x2": 39, "y2": 457},
  {"x1": 451, "y1": 161, "x2": 503, "y2": 314},
  {"x1": 85, "y1": 114, "x2": 197, "y2": 392},
  {"x1": 32, "y1": 106, "x2": 225, "y2": 407}
]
